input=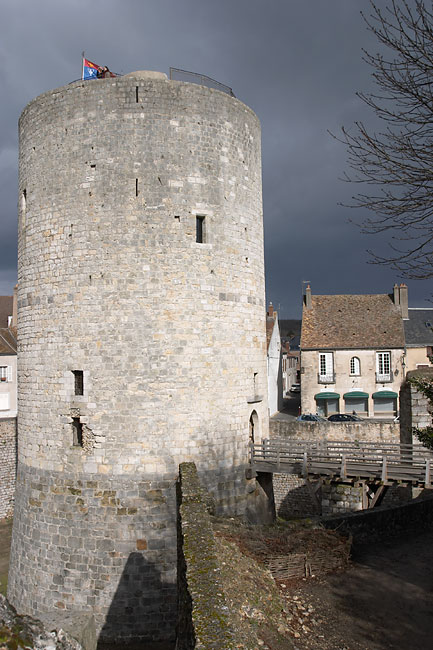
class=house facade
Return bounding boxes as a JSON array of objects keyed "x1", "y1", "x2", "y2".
[
  {"x1": 300, "y1": 285, "x2": 406, "y2": 419},
  {"x1": 0, "y1": 293, "x2": 17, "y2": 418}
]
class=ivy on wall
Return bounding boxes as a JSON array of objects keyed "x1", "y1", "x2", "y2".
[{"x1": 408, "y1": 376, "x2": 433, "y2": 450}]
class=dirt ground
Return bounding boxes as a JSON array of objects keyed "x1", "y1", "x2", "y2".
[
  {"x1": 214, "y1": 519, "x2": 433, "y2": 650},
  {"x1": 291, "y1": 529, "x2": 433, "y2": 650},
  {"x1": 275, "y1": 528, "x2": 433, "y2": 650},
  {"x1": 1, "y1": 517, "x2": 432, "y2": 649}
]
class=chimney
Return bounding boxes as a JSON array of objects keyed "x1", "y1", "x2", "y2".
[
  {"x1": 393, "y1": 283, "x2": 400, "y2": 306},
  {"x1": 305, "y1": 285, "x2": 312, "y2": 309},
  {"x1": 11, "y1": 284, "x2": 17, "y2": 328},
  {"x1": 399, "y1": 284, "x2": 409, "y2": 319},
  {"x1": 267, "y1": 302, "x2": 274, "y2": 318}
]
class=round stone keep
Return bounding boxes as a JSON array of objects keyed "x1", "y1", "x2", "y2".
[{"x1": 8, "y1": 72, "x2": 268, "y2": 643}]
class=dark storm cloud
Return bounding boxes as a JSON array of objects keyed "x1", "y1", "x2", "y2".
[{"x1": 0, "y1": 0, "x2": 430, "y2": 311}]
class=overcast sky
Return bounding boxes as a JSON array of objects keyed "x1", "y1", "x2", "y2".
[{"x1": 0, "y1": 0, "x2": 431, "y2": 316}]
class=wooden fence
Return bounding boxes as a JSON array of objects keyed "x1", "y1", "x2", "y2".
[{"x1": 250, "y1": 439, "x2": 433, "y2": 488}]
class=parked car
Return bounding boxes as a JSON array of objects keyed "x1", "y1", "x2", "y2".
[
  {"x1": 327, "y1": 413, "x2": 363, "y2": 422},
  {"x1": 297, "y1": 413, "x2": 327, "y2": 422},
  {"x1": 290, "y1": 383, "x2": 301, "y2": 393}
]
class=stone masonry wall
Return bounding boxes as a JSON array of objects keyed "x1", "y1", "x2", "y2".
[
  {"x1": 9, "y1": 463, "x2": 178, "y2": 644},
  {"x1": 400, "y1": 369, "x2": 433, "y2": 444},
  {"x1": 0, "y1": 418, "x2": 16, "y2": 519},
  {"x1": 323, "y1": 493, "x2": 433, "y2": 542},
  {"x1": 177, "y1": 462, "x2": 237, "y2": 650},
  {"x1": 270, "y1": 418, "x2": 400, "y2": 442},
  {"x1": 273, "y1": 473, "x2": 320, "y2": 518},
  {"x1": 321, "y1": 483, "x2": 363, "y2": 515}
]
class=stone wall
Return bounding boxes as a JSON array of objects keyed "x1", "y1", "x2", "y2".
[
  {"x1": 400, "y1": 369, "x2": 433, "y2": 444},
  {"x1": 274, "y1": 474, "x2": 430, "y2": 518},
  {"x1": 9, "y1": 463, "x2": 178, "y2": 644},
  {"x1": 269, "y1": 418, "x2": 400, "y2": 442},
  {"x1": 0, "y1": 418, "x2": 16, "y2": 519},
  {"x1": 321, "y1": 483, "x2": 363, "y2": 515},
  {"x1": 177, "y1": 462, "x2": 237, "y2": 650},
  {"x1": 273, "y1": 473, "x2": 320, "y2": 518},
  {"x1": 323, "y1": 493, "x2": 433, "y2": 542}
]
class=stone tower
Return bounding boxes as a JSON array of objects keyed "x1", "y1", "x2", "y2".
[{"x1": 8, "y1": 71, "x2": 268, "y2": 643}]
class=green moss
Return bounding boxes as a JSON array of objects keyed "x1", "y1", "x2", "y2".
[{"x1": 68, "y1": 487, "x2": 82, "y2": 495}]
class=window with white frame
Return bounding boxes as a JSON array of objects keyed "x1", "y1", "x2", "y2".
[
  {"x1": 350, "y1": 357, "x2": 360, "y2": 376},
  {"x1": 0, "y1": 366, "x2": 12, "y2": 382},
  {"x1": 318, "y1": 352, "x2": 334, "y2": 382},
  {"x1": 376, "y1": 352, "x2": 391, "y2": 381}
]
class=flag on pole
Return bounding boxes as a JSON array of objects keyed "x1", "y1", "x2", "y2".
[{"x1": 82, "y1": 58, "x2": 100, "y2": 80}]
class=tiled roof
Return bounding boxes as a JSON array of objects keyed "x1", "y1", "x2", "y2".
[
  {"x1": 0, "y1": 327, "x2": 17, "y2": 355},
  {"x1": 0, "y1": 296, "x2": 13, "y2": 328},
  {"x1": 404, "y1": 309, "x2": 433, "y2": 346},
  {"x1": 301, "y1": 294, "x2": 405, "y2": 350}
]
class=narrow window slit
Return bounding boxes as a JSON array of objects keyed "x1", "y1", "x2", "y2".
[
  {"x1": 73, "y1": 370, "x2": 84, "y2": 395},
  {"x1": 136, "y1": 178, "x2": 139, "y2": 197},
  {"x1": 72, "y1": 418, "x2": 83, "y2": 447},
  {"x1": 136, "y1": 86, "x2": 139, "y2": 103},
  {"x1": 196, "y1": 216, "x2": 205, "y2": 243}
]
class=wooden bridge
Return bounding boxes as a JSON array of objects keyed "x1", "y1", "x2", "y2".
[{"x1": 250, "y1": 439, "x2": 433, "y2": 489}]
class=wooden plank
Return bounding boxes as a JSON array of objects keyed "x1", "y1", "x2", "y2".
[{"x1": 369, "y1": 485, "x2": 386, "y2": 508}]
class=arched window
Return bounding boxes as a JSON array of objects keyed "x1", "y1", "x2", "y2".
[
  {"x1": 350, "y1": 357, "x2": 360, "y2": 376},
  {"x1": 249, "y1": 410, "x2": 259, "y2": 444}
]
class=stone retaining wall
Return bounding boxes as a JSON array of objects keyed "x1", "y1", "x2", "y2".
[
  {"x1": 269, "y1": 418, "x2": 400, "y2": 442},
  {"x1": 322, "y1": 493, "x2": 433, "y2": 542},
  {"x1": 0, "y1": 418, "x2": 16, "y2": 519},
  {"x1": 273, "y1": 473, "x2": 320, "y2": 518}
]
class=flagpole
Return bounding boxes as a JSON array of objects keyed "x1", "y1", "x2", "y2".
[{"x1": 81, "y1": 51, "x2": 85, "y2": 80}]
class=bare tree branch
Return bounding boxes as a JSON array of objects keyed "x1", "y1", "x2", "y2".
[{"x1": 335, "y1": 0, "x2": 433, "y2": 279}]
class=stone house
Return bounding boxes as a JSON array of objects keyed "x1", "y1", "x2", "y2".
[
  {"x1": 300, "y1": 285, "x2": 406, "y2": 419},
  {"x1": 267, "y1": 303, "x2": 283, "y2": 415},
  {"x1": 0, "y1": 293, "x2": 17, "y2": 418},
  {"x1": 404, "y1": 307, "x2": 433, "y2": 371}
]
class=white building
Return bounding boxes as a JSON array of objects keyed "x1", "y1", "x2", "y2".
[{"x1": 267, "y1": 303, "x2": 283, "y2": 415}]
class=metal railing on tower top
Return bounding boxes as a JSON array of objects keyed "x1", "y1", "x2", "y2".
[{"x1": 169, "y1": 67, "x2": 235, "y2": 97}]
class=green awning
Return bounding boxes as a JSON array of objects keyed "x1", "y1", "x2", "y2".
[
  {"x1": 343, "y1": 391, "x2": 369, "y2": 399},
  {"x1": 314, "y1": 392, "x2": 340, "y2": 400},
  {"x1": 372, "y1": 390, "x2": 398, "y2": 399}
]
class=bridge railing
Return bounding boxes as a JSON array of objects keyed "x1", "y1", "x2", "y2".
[{"x1": 250, "y1": 439, "x2": 433, "y2": 487}]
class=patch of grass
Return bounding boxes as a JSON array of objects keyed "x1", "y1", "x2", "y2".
[{"x1": 0, "y1": 572, "x2": 8, "y2": 596}]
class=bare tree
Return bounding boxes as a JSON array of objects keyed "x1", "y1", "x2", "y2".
[{"x1": 340, "y1": 0, "x2": 433, "y2": 279}]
